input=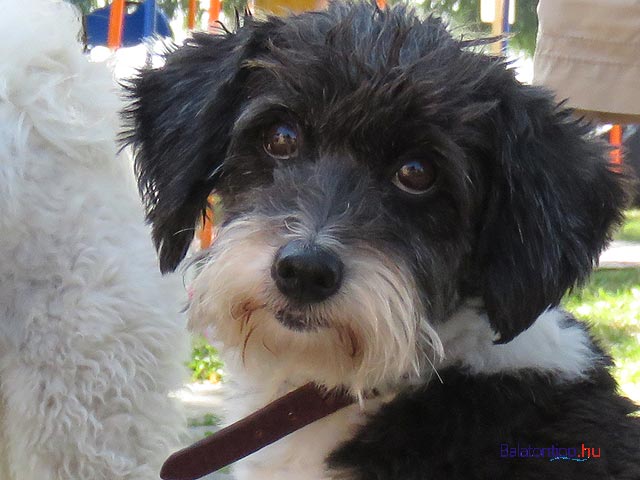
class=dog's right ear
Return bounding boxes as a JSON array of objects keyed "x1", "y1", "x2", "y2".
[
  {"x1": 124, "y1": 29, "x2": 257, "y2": 273},
  {"x1": 474, "y1": 84, "x2": 626, "y2": 343}
]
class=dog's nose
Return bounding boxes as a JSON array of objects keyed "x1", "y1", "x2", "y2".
[{"x1": 272, "y1": 240, "x2": 343, "y2": 303}]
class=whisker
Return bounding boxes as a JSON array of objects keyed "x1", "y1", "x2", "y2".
[
  {"x1": 242, "y1": 323, "x2": 258, "y2": 366},
  {"x1": 240, "y1": 309, "x2": 253, "y2": 334},
  {"x1": 347, "y1": 327, "x2": 360, "y2": 359},
  {"x1": 424, "y1": 353, "x2": 443, "y2": 384},
  {"x1": 262, "y1": 339, "x2": 276, "y2": 356},
  {"x1": 172, "y1": 227, "x2": 197, "y2": 236}
]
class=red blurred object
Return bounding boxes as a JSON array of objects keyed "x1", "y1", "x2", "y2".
[{"x1": 610, "y1": 124, "x2": 623, "y2": 166}]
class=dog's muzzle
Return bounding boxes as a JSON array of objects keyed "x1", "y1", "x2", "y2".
[{"x1": 271, "y1": 240, "x2": 344, "y2": 304}]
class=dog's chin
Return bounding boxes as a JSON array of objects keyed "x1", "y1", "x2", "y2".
[
  {"x1": 273, "y1": 308, "x2": 327, "y2": 332},
  {"x1": 191, "y1": 289, "x2": 430, "y2": 394}
]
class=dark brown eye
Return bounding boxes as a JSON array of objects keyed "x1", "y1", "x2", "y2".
[
  {"x1": 263, "y1": 123, "x2": 299, "y2": 159},
  {"x1": 392, "y1": 160, "x2": 436, "y2": 194}
]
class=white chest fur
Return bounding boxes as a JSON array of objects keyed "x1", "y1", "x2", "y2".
[{"x1": 228, "y1": 388, "x2": 387, "y2": 480}]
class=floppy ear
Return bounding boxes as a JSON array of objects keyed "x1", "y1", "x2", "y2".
[
  {"x1": 123, "y1": 28, "x2": 257, "y2": 273},
  {"x1": 476, "y1": 85, "x2": 626, "y2": 343}
]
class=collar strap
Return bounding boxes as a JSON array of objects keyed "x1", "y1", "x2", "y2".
[{"x1": 160, "y1": 383, "x2": 355, "y2": 480}]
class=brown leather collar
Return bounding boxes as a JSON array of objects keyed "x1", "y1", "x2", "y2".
[{"x1": 160, "y1": 383, "x2": 355, "y2": 480}]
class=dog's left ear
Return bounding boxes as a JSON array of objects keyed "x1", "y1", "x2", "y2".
[
  {"x1": 476, "y1": 84, "x2": 626, "y2": 343},
  {"x1": 123, "y1": 27, "x2": 263, "y2": 273}
]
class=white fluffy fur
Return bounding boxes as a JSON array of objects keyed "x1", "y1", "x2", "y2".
[
  {"x1": 0, "y1": 1, "x2": 188, "y2": 478},
  {"x1": 437, "y1": 304, "x2": 598, "y2": 380},
  {"x1": 231, "y1": 391, "x2": 391, "y2": 480}
]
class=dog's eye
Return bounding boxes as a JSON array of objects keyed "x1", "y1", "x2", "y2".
[
  {"x1": 263, "y1": 124, "x2": 299, "y2": 159},
  {"x1": 392, "y1": 161, "x2": 436, "y2": 194}
]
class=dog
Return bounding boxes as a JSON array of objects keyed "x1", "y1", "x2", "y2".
[
  {"x1": 125, "y1": 2, "x2": 640, "y2": 479},
  {"x1": 0, "y1": 0, "x2": 188, "y2": 478}
]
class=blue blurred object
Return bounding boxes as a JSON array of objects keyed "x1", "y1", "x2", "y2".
[{"x1": 85, "y1": 0, "x2": 172, "y2": 48}]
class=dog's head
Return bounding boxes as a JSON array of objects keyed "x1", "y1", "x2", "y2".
[{"x1": 124, "y1": 2, "x2": 624, "y2": 392}]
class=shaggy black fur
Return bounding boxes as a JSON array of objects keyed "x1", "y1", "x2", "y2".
[{"x1": 124, "y1": 2, "x2": 639, "y2": 478}]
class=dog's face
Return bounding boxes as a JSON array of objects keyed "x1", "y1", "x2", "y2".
[{"x1": 125, "y1": 2, "x2": 624, "y2": 393}]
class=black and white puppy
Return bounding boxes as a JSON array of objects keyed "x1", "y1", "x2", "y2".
[{"x1": 125, "y1": 2, "x2": 640, "y2": 479}]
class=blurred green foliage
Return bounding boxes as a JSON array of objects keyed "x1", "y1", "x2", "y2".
[
  {"x1": 188, "y1": 412, "x2": 222, "y2": 427},
  {"x1": 563, "y1": 268, "x2": 640, "y2": 401},
  {"x1": 417, "y1": 0, "x2": 538, "y2": 55},
  {"x1": 188, "y1": 336, "x2": 225, "y2": 382},
  {"x1": 616, "y1": 210, "x2": 640, "y2": 243}
]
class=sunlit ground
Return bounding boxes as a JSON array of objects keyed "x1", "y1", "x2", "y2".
[
  {"x1": 564, "y1": 269, "x2": 640, "y2": 402},
  {"x1": 615, "y1": 209, "x2": 640, "y2": 243},
  {"x1": 563, "y1": 210, "x2": 640, "y2": 403}
]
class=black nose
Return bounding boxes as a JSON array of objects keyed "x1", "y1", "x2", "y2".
[{"x1": 272, "y1": 240, "x2": 343, "y2": 303}]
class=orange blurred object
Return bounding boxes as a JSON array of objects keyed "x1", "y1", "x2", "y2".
[
  {"x1": 107, "y1": 0, "x2": 126, "y2": 49},
  {"x1": 199, "y1": 199, "x2": 216, "y2": 249},
  {"x1": 199, "y1": 213, "x2": 214, "y2": 249},
  {"x1": 188, "y1": 0, "x2": 198, "y2": 29},
  {"x1": 610, "y1": 124, "x2": 623, "y2": 166},
  {"x1": 209, "y1": 0, "x2": 221, "y2": 27}
]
